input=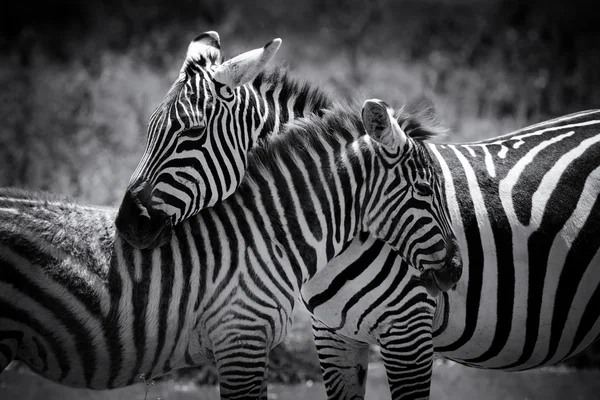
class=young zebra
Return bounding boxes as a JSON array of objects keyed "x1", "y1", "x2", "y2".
[
  {"x1": 0, "y1": 99, "x2": 460, "y2": 399},
  {"x1": 117, "y1": 32, "x2": 600, "y2": 400}
]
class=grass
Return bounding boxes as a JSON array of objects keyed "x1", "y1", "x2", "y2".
[{"x1": 3, "y1": 357, "x2": 600, "y2": 400}]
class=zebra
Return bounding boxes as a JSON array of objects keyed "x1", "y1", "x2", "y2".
[
  {"x1": 305, "y1": 108, "x2": 600, "y2": 398},
  {"x1": 117, "y1": 31, "x2": 600, "y2": 399},
  {"x1": 0, "y1": 99, "x2": 461, "y2": 400},
  {"x1": 116, "y1": 31, "x2": 461, "y2": 293}
]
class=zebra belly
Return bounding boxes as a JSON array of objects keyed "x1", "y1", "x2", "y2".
[
  {"x1": 436, "y1": 313, "x2": 600, "y2": 371},
  {"x1": 435, "y1": 246, "x2": 600, "y2": 370}
]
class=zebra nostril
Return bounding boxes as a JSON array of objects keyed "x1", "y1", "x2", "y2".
[
  {"x1": 130, "y1": 181, "x2": 153, "y2": 214},
  {"x1": 116, "y1": 188, "x2": 148, "y2": 234},
  {"x1": 115, "y1": 180, "x2": 172, "y2": 249}
]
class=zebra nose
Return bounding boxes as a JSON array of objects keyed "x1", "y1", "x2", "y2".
[
  {"x1": 419, "y1": 239, "x2": 463, "y2": 297},
  {"x1": 115, "y1": 180, "x2": 172, "y2": 249},
  {"x1": 438, "y1": 239, "x2": 463, "y2": 287}
]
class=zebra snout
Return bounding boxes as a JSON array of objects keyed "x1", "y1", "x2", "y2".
[
  {"x1": 419, "y1": 240, "x2": 463, "y2": 297},
  {"x1": 115, "y1": 181, "x2": 172, "y2": 250},
  {"x1": 437, "y1": 239, "x2": 463, "y2": 288}
]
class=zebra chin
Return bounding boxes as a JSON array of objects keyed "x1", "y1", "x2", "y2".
[{"x1": 115, "y1": 181, "x2": 174, "y2": 250}]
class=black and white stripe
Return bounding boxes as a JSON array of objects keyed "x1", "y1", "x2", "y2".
[
  {"x1": 123, "y1": 32, "x2": 600, "y2": 400},
  {"x1": 128, "y1": 31, "x2": 330, "y2": 225},
  {"x1": 431, "y1": 109, "x2": 600, "y2": 369},
  {"x1": 1, "y1": 101, "x2": 457, "y2": 400},
  {"x1": 300, "y1": 110, "x2": 600, "y2": 399}
]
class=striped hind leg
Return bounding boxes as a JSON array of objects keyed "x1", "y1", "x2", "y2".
[
  {"x1": 0, "y1": 331, "x2": 23, "y2": 374},
  {"x1": 312, "y1": 318, "x2": 369, "y2": 400},
  {"x1": 378, "y1": 319, "x2": 434, "y2": 400}
]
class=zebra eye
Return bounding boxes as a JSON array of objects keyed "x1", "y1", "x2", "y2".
[
  {"x1": 415, "y1": 182, "x2": 433, "y2": 197},
  {"x1": 218, "y1": 85, "x2": 234, "y2": 100},
  {"x1": 180, "y1": 125, "x2": 206, "y2": 139}
]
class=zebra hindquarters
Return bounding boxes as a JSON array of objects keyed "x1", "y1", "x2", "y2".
[
  {"x1": 0, "y1": 330, "x2": 23, "y2": 374},
  {"x1": 379, "y1": 314, "x2": 434, "y2": 400},
  {"x1": 313, "y1": 318, "x2": 370, "y2": 400}
]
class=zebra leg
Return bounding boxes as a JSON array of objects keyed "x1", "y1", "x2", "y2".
[
  {"x1": 213, "y1": 334, "x2": 270, "y2": 400},
  {"x1": 0, "y1": 331, "x2": 23, "y2": 374},
  {"x1": 378, "y1": 322, "x2": 434, "y2": 400},
  {"x1": 312, "y1": 318, "x2": 369, "y2": 400}
]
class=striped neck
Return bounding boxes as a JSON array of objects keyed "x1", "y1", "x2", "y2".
[
  {"x1": 248, "y1": 67, "x2": 333, "y2": 146},
  {"x1": 185, "y1": 107, "x2": 375, "y2": 283}
]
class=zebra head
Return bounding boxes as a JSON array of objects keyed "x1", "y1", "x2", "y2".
[
  {"x1": 361, "y1": 99, "x2": 462, "y2": 296},
  {"x1": 115, "y1": 31, "x2": 282, "y2": 249}
]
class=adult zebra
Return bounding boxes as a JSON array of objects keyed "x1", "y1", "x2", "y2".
[
  {"x1": 116, "y1": 31, "x2": 600, "y2": 399},
  {"x1": 0, "y1": 100, "x2": 460, "y2": 399}
]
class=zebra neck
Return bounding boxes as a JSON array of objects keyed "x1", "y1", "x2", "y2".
[
  {"x1": 249, "y1": 68, "x2": 332, "y2": 145},
  {"x1": 199, "y1": 185, "x2": 364, "y2": 285},
  {"x1": 196, "y1": 152, "x2": 368, "y2": 284}
]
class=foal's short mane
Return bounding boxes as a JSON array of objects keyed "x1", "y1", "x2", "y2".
[
  {"x1": 395, "y1": 103, "x2": 448, "y2": 142},
  {"x1": 252, "y1": 65, "x2": 333, "y2": 140},
  {"x1": 247, "y1": 103, "x2": 363, "y2": 173},
  {"x1": 0, "y1": 187, "x2": 75, "y2": 205},
  {"x1": 0, "y1": 187, "x2": 112, "y2": 217},
  {"x1": 241, "y1": 101, "x2": 445, "y2": 191}
]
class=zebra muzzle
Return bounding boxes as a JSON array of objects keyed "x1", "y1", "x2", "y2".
[
  {"x1": 115, "y1": 181, "x2": 174, "y2": 249},
  {"x1": 419, "y1": 243, "x2": 463, "y2": 297}
]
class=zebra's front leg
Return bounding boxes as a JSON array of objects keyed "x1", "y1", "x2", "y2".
[
  {"x1": 213, "y1": 333, "x2": 270, "y2": 400},
  {"x1": 312, "y1": 318, "x2": 370, "y2": 400},
  {"x1": 378, "y1": 319, "x2": 434, "y2": 400}
]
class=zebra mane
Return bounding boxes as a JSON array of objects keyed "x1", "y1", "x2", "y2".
[
  {"x1": 240, "y1": 100, "x2": 445, "y2": 188},
  {"x1": 252, "y1": 65, "x2": 445, "y2": 143},
  {"x1": 252, "y1": 65, "x2": 332, "y2": 109},
  {"x1": 240, "y1": 102, "x2": 362, "y2": 185},
  {"x1": 182, "y1": 48, "x2": 332, "y2": 118},
  {"x1": 0, "y1": 187, "x2": 113, "y2": 216},
  {"x1": 395, "y1": 103, "x2": 448, "y2": 142},
  {"x1": 251, "y1": 65, "x2": 333, "y2": 140},
  {"x1": 0, "y1": 187, "x2": 76, "y2": 205}
]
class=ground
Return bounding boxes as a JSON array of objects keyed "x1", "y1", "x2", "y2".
[
  {"x1": 2, "y1": 305, "x2": 600, "y2": 399},
  {"x1": 3, "y1": 359, "x2": 600, "y2": 399}
]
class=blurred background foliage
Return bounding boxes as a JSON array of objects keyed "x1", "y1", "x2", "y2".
[{"x1": 1, "y1": 0, "x2": 599, "y2": 376}]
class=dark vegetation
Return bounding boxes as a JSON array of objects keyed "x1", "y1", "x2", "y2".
[{"x1": 1, "y1": 0, "x2": 599, "y2": 378}]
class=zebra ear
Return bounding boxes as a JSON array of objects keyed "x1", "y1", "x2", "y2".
[
  {"x1": 184, "y1": 31, "x2": 223, "y2": 67},
  {"x1": 362, "y1": 99, "x2": 407, "y2": 149},
  {"x1": 213, "y1": 38, "x2": 282, "y2": 88}
]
